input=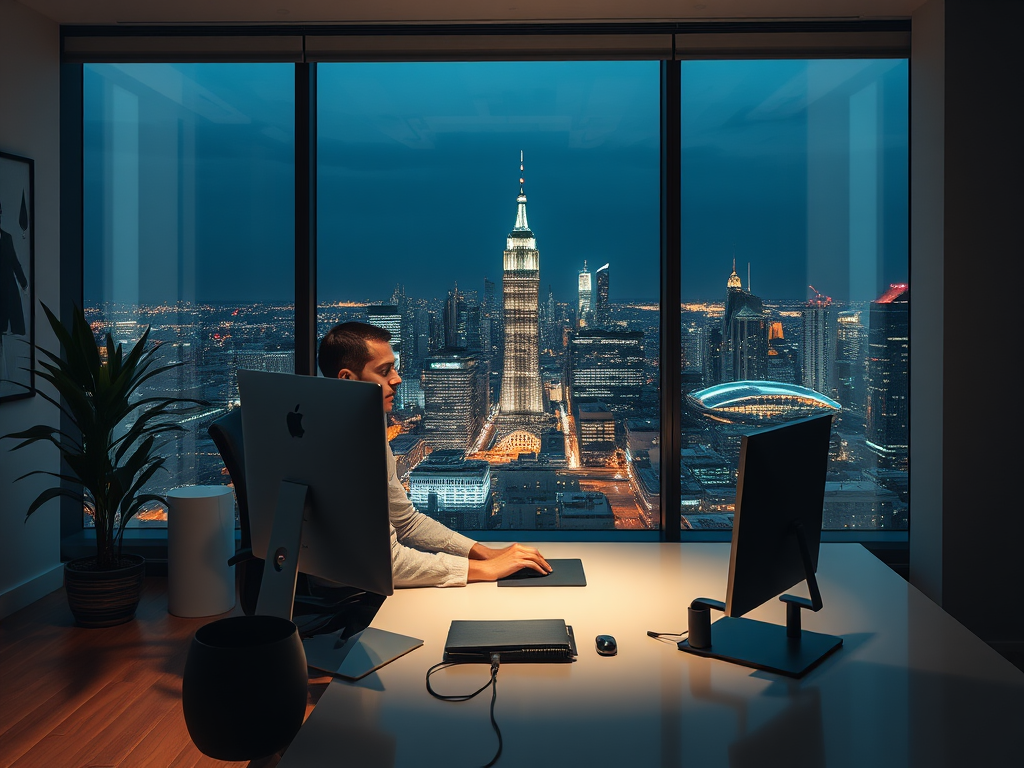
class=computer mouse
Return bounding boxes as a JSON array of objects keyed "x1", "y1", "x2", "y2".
[{"x1": 595, "y1": 634, "x2": 617, "y2": 656}]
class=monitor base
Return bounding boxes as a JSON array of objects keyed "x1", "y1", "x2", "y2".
[
  {"x1": 303, "y1": 627, "x2": 423, "y2": 681},
  {"x1": 678, "y1": 616, "x2": 842, "y2": 678}
]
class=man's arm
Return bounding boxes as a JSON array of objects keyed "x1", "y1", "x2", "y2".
[{"x1": 385, "y1": 444, "x2": 551, "y2": 585}]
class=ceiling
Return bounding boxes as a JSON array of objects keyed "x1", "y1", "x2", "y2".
[{"x1": 17, "y1": 0, "x2": 928, "y2": 27}]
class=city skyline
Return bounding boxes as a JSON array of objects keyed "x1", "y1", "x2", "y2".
[{"x1": 84, "y1": 59, "x2": 908, "y2": 308}]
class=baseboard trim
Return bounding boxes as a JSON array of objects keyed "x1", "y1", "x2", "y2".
[{"x1": 0, "y1": 565, "x2": 64, "y2": 621}]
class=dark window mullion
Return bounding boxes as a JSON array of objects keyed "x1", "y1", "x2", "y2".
[
  {"x1": 660, "y1": 59, "x2": 682, "y2": 541},
  {"x1": 295, "y1": 62, "x2": 317, "y2": 375}
]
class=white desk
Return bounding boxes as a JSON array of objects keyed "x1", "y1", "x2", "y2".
[{"x1": 279, "y1": 543, "x2": 1024, "y2": 768}]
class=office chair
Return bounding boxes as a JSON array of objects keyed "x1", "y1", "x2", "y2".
[{"x1": 208, "y1": 408, "x2": 382, "y2": 635}]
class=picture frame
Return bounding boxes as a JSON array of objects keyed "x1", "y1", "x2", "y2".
[{"x1": 0, "y1": 150, "x2": 35, "y2": 403}]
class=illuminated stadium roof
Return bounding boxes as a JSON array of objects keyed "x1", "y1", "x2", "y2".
[{"x1": 687, "y1": 380, "x2": 841, "y2": 425}]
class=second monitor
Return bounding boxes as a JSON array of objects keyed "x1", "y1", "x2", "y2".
[{"x1": 678, "y1": 413, "x2": 843, "y2": 678}]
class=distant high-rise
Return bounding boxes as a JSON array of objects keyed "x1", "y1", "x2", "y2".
[
  {"x1": 577, "y1": 260, "x2": 593, "y2": 328},
  {"x1": 367, "y1": 303, "x2": 406, "y2": 407},
  {"x1": 594, "y1": 263, "x2": 610, "y2": 327},
  {"x1": 498, "y1": 153, "x2": 544, "y2": 417},
  {"x1": 366, "y1": 304, "x2": 401, "y2": 351},
  {"x1": 801, "y1": 289, "x2": 836, "y2": 398},
  {"x1": 835, "y1": 309, "x2": 866, "y2": 416},
  {"x1": 444, "y1": 284, "x2": 466, "y2": 349},
  {"x1": 567, "y1": 328, "x2": 644, "y2": 414},
  {"x1": 720, "y1": 260, "x2": 767, "y2": 382},
  {"x1": 422, "y1": 353, "x2": 488, "y2": 450},
  {"x1": 865, "y1": 284, "x2": 909, "y2": 470}
]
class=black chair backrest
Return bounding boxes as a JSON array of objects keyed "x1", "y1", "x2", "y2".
[{"x1": 207, "y1": 408, "x2": 251, "y2": 550}]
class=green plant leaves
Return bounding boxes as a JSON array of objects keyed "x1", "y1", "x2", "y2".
[{"x1": 2, "y1": 302, "x2": 209, "y2": 568}]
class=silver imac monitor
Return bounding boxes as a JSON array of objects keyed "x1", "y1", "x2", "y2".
[
  {"x1": 678, "y1": 413, "x2": 843, "y2": 677},
  {"x1": 237, "y1": 369, "x2": 394, "y2": 613}
]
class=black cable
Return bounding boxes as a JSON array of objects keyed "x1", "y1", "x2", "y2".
[
  {"x1": 425, "y1": 655, "x2": 503, "y2": 767},
  {"x1": 646, "y1": 629, "x2": 688, "y2": 639}
]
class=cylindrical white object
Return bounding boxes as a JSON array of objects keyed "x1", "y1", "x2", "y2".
[{"x1": 167, "y1": 485, "x2": 237, "y2": 618}]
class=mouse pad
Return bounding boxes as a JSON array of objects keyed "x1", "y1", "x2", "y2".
[{"x1": 497, "y1": 558, "x2": 587, "y2": 587}]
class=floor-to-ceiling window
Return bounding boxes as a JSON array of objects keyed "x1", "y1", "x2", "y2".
[
  {"x1": 678, "y1": 59, "x2": 909, "y2": 532},
  {"x1": 316, "y1": 61, "x2": 661, "y2": 532},
  {"x1": 82, "y1": 63, "x2": 295, "y2": 527},
  {"x1": 74, "y1": 39, "x2": 909, "y2": 539}
]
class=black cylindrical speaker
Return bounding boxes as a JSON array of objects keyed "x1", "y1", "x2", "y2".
[{"x1": 182, "y1": 614, "x2": 308, "y2": 761}]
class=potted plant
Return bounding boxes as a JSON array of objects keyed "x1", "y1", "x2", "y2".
[{"x1": 2, "y1": 303, "x2": 203, "y2": 627}]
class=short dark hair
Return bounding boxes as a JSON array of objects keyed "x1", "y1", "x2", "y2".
[{"x1": 317, "y1": 321, "x2": 392, "y2": 378}]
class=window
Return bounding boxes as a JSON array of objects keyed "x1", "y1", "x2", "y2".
[
  {"x1": 71, "y1": 34, "x2": 910, "y2": 540},
  {"x1": 678, "y1": 59, "x2": 909, "y2": 532},
  {"x1": 317, "y1": 61, "x2": 661, "y2": 531},
  {"x1": 83, "y1": 63, "x2": 295, "y2": 527}
]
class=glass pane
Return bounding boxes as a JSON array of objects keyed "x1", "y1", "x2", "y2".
[
  {"x1": 318, "y1": 61, "x2": 660, "y2": 532},
  {"x1": 679, "y1": 60, "x2": 909, "y2": 532},
  {"x1": 83, "y1": 63, "x2": 295, "y2": 527}
]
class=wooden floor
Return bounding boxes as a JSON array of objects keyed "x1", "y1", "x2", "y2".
[{"x1": 0, "y1": 579, "x2": 330, "y2": 768}]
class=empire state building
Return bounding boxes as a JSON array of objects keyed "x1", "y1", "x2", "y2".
[{"x1": 498, "y1": 154, "x2": 544, "y2": 419}]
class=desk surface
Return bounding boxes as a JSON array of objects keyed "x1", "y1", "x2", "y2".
[{"x1": 279, "y1": 543, "x2": 1024, "y2": 768}]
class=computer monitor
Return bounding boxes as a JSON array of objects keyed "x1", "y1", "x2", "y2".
[
  {"x1": 678, "y1": 413, "x2": 843, "y2": 677},
  {"x1": 237, "y1": 369, "x2": 394, "y2": 618}
]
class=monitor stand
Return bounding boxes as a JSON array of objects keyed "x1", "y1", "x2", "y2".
[
  {"x1": 678, "y1": 523, "x2": 843, "y2": 678},
  {"x1": 255, "y1": 480, "x2": 423, "y2": 680}
]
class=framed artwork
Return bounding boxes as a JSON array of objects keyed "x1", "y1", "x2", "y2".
[{"x1": 0, "y1": 150, "x2": 35, "y2": 403}]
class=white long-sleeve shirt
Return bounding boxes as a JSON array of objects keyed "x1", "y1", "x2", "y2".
[{"x1": 386, "y1": 443, "x2": 476, "y2": 587}]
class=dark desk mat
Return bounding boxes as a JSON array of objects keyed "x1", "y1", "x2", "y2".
[{"x1": 497, "y1": 558, "x2": 587, "y2": 587}]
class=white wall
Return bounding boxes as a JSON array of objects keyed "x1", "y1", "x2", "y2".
[{"x1": 0, "y1": 0, "x2": 62, "y2": 619}]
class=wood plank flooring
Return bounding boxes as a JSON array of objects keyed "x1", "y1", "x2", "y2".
[{"x1": 0, "y1": 578, "x2": 330, "y2": 768}]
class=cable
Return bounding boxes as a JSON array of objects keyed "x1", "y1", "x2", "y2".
[
  {"x1": 646, "y1": 629, "x2": 688, "y2": 639},
  {"x1": 425, "y1": 654, "x2": 503, "y2": 767}
]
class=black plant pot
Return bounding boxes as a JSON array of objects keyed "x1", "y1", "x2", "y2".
[
  {"x1": 182, "y1": 614, "x2": 308, "y2": 761},
  {"x1": 63, "y1": 554, "x2": 146, "y2": 628}
]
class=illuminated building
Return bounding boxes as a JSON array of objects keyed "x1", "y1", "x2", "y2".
[
  {"x1": 594, "y1": 263, "x2": 610, "y2": 327},
  {"x1": 577, "y1": 260, "x2": 592, "y2": 327},
  {"x1": 567, "y1": 328, "x2": 644, "y2": 414},
  {"x1": 686, "y1": 380, "x2": 841, "y2": 426},
  {"x1": 801, "y1": 288, "x2": 836, "y2": 398},
  {"x1": 577, "y1": 402, "x2": 615, "y2": 465},
  {"x1": 409, "y1": 450, "x2": 491, "y2": 529},
  {"x1": 497, "y1": 153, "x2": 547, "y2": 446},
  {"x1": 720, "y1": 260, "x2": 767, "y2": 382},
  {"x1": 421, "y1": 354, "x2": 488, "y2": 450},
  {"x1": 865, "y1": 284, "x2": 909, "y2": 470},
  {"x1": 835, "y1": 309, "x2": 866, "y2": 417}
]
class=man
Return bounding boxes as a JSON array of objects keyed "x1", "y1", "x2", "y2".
[{"x1": 317, "y1": 321, "x2": 552, "y2": 587}]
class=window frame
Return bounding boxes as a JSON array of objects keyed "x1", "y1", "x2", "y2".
[{"x1": 58, "y1": 21, "x2": 911, "y2": 561}]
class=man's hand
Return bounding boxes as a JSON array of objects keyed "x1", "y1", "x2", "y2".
[{"x1": 467, "y1": 542, "x2": 552, "y2": 582}]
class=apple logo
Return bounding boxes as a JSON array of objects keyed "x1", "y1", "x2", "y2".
[{"x1": 286, "y1": 404, "x2": 304, "y2": 438}]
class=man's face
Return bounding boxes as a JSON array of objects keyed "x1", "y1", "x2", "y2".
[{"x1": 339, "y1": 339, "x2": 402, "y2": 412}]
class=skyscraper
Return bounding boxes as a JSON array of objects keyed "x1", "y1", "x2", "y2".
[
  {"x1": 444, "y1": 283, "x2": 466, "y2": 349},
  {"x1": 422, "y1": 353, "x2": 488, "y2": 450},
  {"x1": 835, "y1": 309, "x2": 866, "y2": 417},
  {"x1": 567, "y1": 328, "x2": 645, "y2": 414},
  {"x1": 594, "y1": 263, "x2": 610, "y2": 327},
  {"x1": 719, "y1": 261, "x2": 767, "y2": 382},
  {"x1": 577, "y1": 260, "x2": 592, "y2": 328},
  {"x1": 801, "y1": 288, "x2": 836, "y2": 398},
  {"x1": 498, "y1": 153, "x2": 544, "y2": 419},
  {"x1": 866, "y1": 284, "x2": 909, "y2": 470}
]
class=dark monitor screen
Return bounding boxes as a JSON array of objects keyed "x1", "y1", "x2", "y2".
[
  {"x1": 725, "y1": 413, "x2": 833, "y2": 619},
  {"x1": 237, "y1": 369, "x2": 394, "y2": 598}
]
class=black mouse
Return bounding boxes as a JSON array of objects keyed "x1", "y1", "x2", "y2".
[{"x1": 595, "y1": 634, "x2": 617, "y2": 656}]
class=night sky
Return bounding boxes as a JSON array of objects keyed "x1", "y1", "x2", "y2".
[{"x1": 84, "y1": 58, "x2": 908, "y2": 308}]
